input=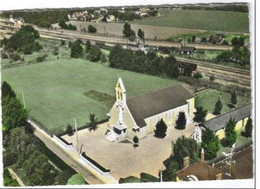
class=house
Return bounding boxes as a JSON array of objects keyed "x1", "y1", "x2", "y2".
[
  {"x1": 210, "y1": 34, "x2": 224, "y2": 44},
  {"x1": 105, "y1": 78, "x2": 195, "y2": 142},
  {"x1": 179, "y1": 46, "x2": 196, "y2": 55},
  {"x1": 176, "y1": 161, "x2": 228, "y2": 181},
  {"x1": 127, "y1": 36, "x2": 145, "y2": 52},
  {"x1": 200, "y1": 103, "x2": 252, "y2": 139},
  {"x1": 176, "y1": 146, "x2": 253, "y2": 181},
  {"x1": 215, "y1": 146, "x2": 253, "y2": 179}
]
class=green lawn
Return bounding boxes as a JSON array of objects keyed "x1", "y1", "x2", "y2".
[
  {"x1": 2, "y1": 59, "x2": 182, "y2": 134},
  {"x1": 131, "y1": 9, "x2": 249, "y2": 33},
  {"x1": 195, "y1": 89, "x2": 250, "y2": 114}
]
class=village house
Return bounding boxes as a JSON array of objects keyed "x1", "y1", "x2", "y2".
[
  {"x1": 176, "y1": 145, "x2": 253, "y2": 181},
  {"x1": 179, "y1": 46, "x2": 196, "y2": 55},
  {"x1": 200, "y1": 103, "x2": 251, "y2": 139},
  {"x1": 105, "y1": 78, "x2": 195, "y2": 142},
  {"x1": 126, "y1": 36, "x2": 145, "y2": 52}
]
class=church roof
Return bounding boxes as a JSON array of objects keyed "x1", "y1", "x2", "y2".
[
  {"x1": 126, "y1": 85, "x2": 194, "y2": 127},
  {"x1": 201, "y1": 103, "x2": 252, "y2": 132}
]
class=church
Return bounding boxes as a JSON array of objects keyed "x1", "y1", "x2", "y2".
[{"x1": 105, "y1": 78, "x2": 195, "y2": 142}]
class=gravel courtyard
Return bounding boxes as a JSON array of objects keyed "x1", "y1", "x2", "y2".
[{"x1": 62, "y1": 122, "x2": 196, "y2": 180}]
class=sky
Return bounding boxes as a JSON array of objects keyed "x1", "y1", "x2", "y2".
[{"x1": 0, "y1": 0, "x2": 252, "y2": 11}]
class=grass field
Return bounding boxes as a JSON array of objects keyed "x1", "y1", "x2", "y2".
[
  {"x1": 131, "y1": 10, "x2": 249, "y2": 33},
  {"x1": 195, "y1": 89, "x2": 250, "y2": 114},
  {"x1": 2, "y1": 59, "x2": 182, "y2": 134}
]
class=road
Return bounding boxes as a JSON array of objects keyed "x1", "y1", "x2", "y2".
[{"x1": 28, "y1": 119, "x2": 108, "y2": 185}]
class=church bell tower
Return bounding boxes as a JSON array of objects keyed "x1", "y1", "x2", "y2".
[{"x1": 115, "y1": 77, "x2": 126, "y2": 104}]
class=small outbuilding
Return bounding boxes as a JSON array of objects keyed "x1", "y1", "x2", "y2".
[
  {"x1": 200, "y1": 103, "x2": 252, "y2": 139},
  {"x1": 179, "y1": 46, "x2": 196, "y2": 55}
]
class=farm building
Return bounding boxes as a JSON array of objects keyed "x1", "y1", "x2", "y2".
[
  {"x1": 179, "y1": 46, "x2": 196, "y2": 55},
  {"x1": 105, "y1": 78, "x2": 195, "y2": 142},
  {"x1": 127, "y1": 36, "x2": 145, "y2": 52},
  {"x1": 200, "y1": 103, "x2": 252, "y2": 139}
]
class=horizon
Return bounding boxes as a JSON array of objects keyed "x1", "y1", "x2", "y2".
[{"x1": 0, "y1": 0, "x2": 250, "y2": 11}]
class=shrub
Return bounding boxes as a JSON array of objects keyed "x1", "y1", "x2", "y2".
[
  {"x1": 154, "y1": 119, "x2": 167, "y2": 138},
  {"x1": 140, "y1": 172, "x2": 159, "y2": 182},
  {"x1": 1, "y1": 52, "x2": 8, "y2": 59},
  {"x1": 67, "y1": 174, "x2": 86, "y2": 185},
  {"x1": 88, "y1": 25, "x2": 97, "y2": 33},
  {"x1": 100, "y1": 54, "x2": 107, "y2": 63},
  {"x1": 133, "y1": 136, "x2": 139, "y2": 147},
  {"x1": 175, "y1": 112, "x2": 187, "y2": 130},
  {"x1": 66, "y1": 124, "x2": 74, "y2": 136},
  {"x1": 36, "y1": 54, "x2": 47, "y2": 62},
  {"x1": 193, "y1": 72, "x2": 203, "y2": 79},
  {"x1": 88, "y1": 46, "x2": 101, "y2": 62},
  {"x1": 53, "y1": 47, "x2": 59, "y2": 55}
]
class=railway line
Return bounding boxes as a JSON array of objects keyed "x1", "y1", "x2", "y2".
[{"x1": 0, "y1": 23, "x2": 251, "y2": 88}]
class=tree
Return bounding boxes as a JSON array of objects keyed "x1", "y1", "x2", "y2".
[
  {"x1": 67, "y1": 174, "x2": 86, "y2": 185},
  {"x1": 85, "y1": 40, "x2": 91, "y2": 53},
  {"x1": 70, "y1": 40, "x2": 83, "y2": 58},
  {"x1": 88, "y1": 113, "x2": 98, "y2": 131},
  {"x1": 133, "y1": 136, "x2": 139, "y2": 147},
  {"x1": 123, "y1": 22, "x2": 135, "y2": 37},
  {"x1": 213, "y1": 98, "x2": 222, "y2": 115},
  {"x1": 175, "y1": 112, "x2": 186, "y2": 130},
  {"x1": 87, "y1": 25, "x2": 97, "y2": 33},
  {"x1": 101, "y1": 15, "x2": 107, "y2": 22},
  {"x1": 66, "y1": 124, "x2": 74, "y2": 136},
  {"x1": 137, "y1": 28, "x2": 145, "y2": 40},
  {"x1": 172, "y1": 136, "x2": 199, "y2": 168},
  {"x1": 192, "y1": 35, "x2": 196, "y2": 43},
  {"x1": 223, "y1": 118, "x2": 237, "y2": 147},
  {"x1": 2, "y1": 97, "x2": 28, "y2": 131},
  {"x1": 2, "y1": 81, "x2": 16, "y2": 99},
  {"x1": 193, "y1": 106, "x2": 207, "y2": 123},
  {"x1": 201, "y1": 129, "x2": 220, "y2": 160},
  {"x1": 154, "y1": 119, "x2": 167, "y2": 138},
  {"x1": 5, "y1": 25, "x2": 41, "y2": 53},
  {"x1": 231, "y1": 90, "x2": 237, "y2": 105},
  {"x1": 243, "y1": 117, "x2": 252, "y2": 137},
  {"x1": 161, "y1": 158, "x2": 179, "y2": 181},
  {"x1": 164, "y1": 55, "x2": 180, "y2": 79},
  {"x1": 88, "y1": 45, "x2": 102, "y2": 62}
]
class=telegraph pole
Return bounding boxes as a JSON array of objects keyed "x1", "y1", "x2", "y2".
[
  {"x1": 22, "y1": 89, "x2": 26, "y2": 109},
  {"x1": 74, "y1": 118, "x2": 79, "y2": 153}
]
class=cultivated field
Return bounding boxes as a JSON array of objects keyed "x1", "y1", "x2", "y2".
[
  {"x1": 131, "y1": 9, "x2": 249, "y2": 33},
  {"x1": 65, "y1": 21, "x2": 206, "y2": 40},
  {"x1": 2, "y1": 59, "x2": 182, "y2": 134}
]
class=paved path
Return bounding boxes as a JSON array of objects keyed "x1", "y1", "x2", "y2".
[
  {"x1": 7, "y1": 168, "x2": 25, "y2": 186},
  {"x1": 28, "y1": 119, "x2": 117, "y2": 185}
]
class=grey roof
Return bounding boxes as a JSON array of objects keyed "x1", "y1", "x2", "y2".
[
  {"x1": 127, "y1": 85, "x2": 194, "y2": 127},
  {"x1": 179, "y1": 46, "x2": 196, "y2": 52},
  {"x1": 202, "y1": 103, "x2": 252, "y2": 132}
]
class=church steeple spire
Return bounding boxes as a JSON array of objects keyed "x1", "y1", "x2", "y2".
[{"x1": 115, "y1": 77, "x2": 126, "y2": 104}]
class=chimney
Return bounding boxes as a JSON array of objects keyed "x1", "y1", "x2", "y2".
[
  {"x1": 226, "y1": 162, "x2": 232, "y2": 176},
  {"x1": 183, "y1": 156, "x2": 190, "y2": 168},
  {"x1": 201, "y1": 148, "x2": 205, "y2": 162},
  {"x1": 216, "y1": 173, "x2": 222, "y2": 180}
]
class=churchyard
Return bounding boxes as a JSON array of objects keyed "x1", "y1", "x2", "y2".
[{"x1": 62, "y1": 121, "x2": 197, "y2": 179}]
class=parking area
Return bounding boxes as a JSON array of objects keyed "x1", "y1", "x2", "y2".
[{"x1": 62, "y1": 122, "x2": 196, "y2": 180}]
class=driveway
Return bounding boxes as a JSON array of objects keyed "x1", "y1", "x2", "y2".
[{"x1": 62, "y1": 122, "x2": 196, "y2": 180}]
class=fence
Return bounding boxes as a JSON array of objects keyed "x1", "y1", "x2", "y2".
[
  {"x1": 79, "y1": 152, "x2": 110, "y2": 176},
  {"x1": 53, "y1": 135, "x2": 75, "y2": 151}
]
